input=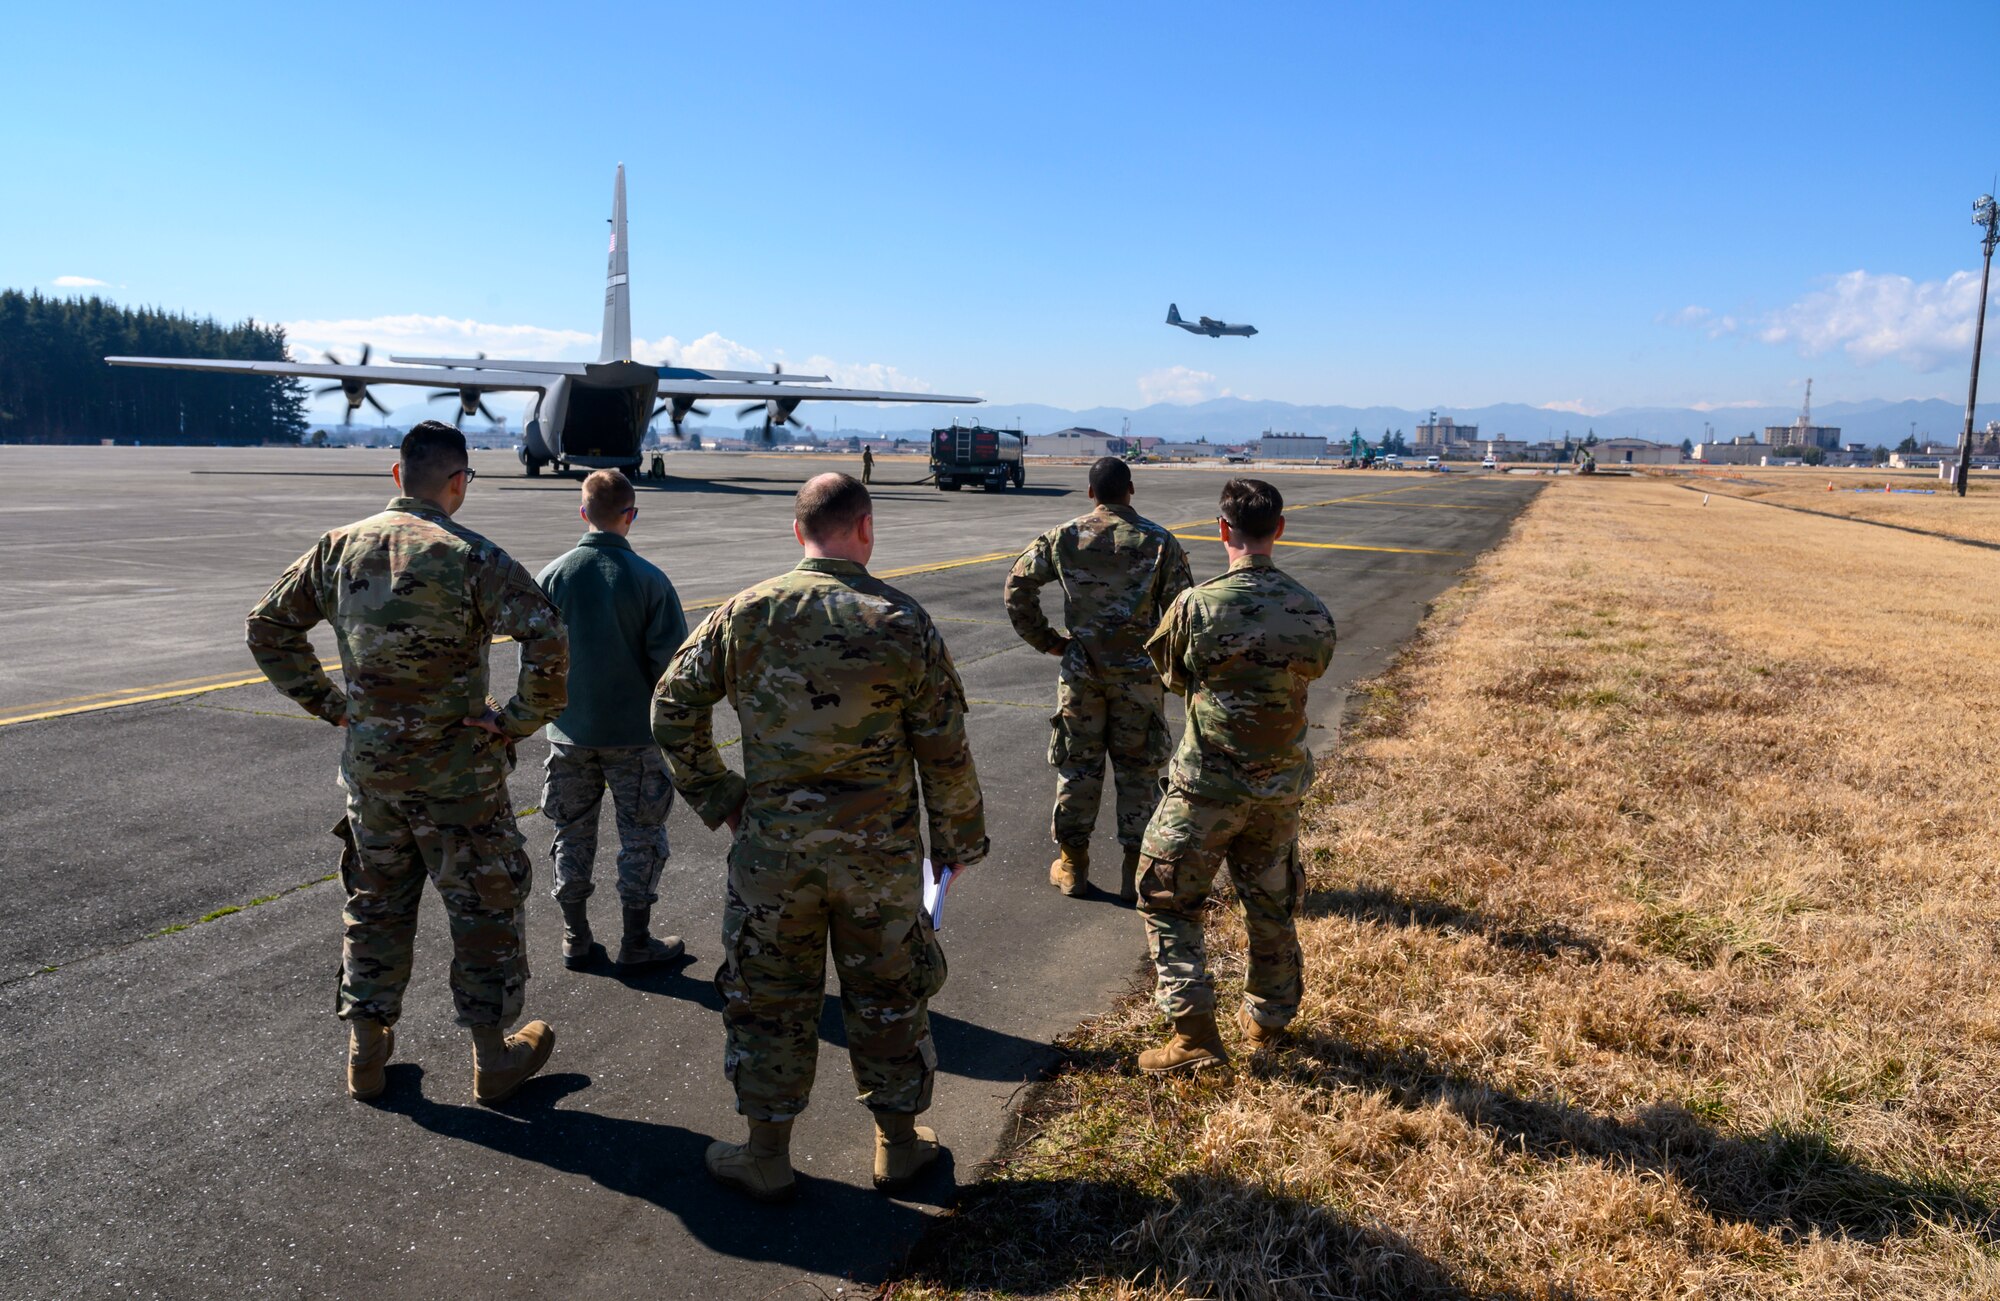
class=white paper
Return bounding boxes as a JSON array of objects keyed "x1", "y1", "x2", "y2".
[{"x1": 922, "y1": 858, "x2": 955, "y2": 931}]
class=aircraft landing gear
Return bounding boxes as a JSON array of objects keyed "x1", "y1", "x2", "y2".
[{"x1": 525, "y1": 459, "x2": 543, "y2": 477}]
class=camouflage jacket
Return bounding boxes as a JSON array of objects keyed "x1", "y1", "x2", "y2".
[
  {"x1": 246, "y1": 496, "x2": 569, "y2": 801},
  {"x1": 1004, "y1": 503, "x2": 1193, "y2": 680},
  {"x1": 651, "y1": 557, "x2": 988, "y2": 864},
  {"x1": 1145, "y1": 553, "x2": 1336, "y2": 802}
]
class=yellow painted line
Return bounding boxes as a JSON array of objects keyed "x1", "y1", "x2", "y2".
[
  {"x1": 1173, "y1": 534, "x2": 1463, "y2": 557},
  {"x1": 11, "y1": 482, "x2": 1492, "y2": 728},
  {"x1": 6, "y1": 671, "x2": 258, "y2": 712},
  {"x1": 0, "y1": 675, "x2": 269, "y2": 727}
]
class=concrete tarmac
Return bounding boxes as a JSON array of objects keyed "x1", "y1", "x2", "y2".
[{"x1": 0, "y1": 446, "x2": 1539, "y2": 1298}]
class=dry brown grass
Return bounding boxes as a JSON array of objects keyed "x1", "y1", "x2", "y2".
[
  {"x1": 1688, "y1": 466, "x2": 2000, "y2": 546},
  {"x1": 889, "y1": 477, "x2": 2000, "y2": 1300}
]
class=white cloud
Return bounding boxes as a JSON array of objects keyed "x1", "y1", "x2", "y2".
[
  {"x1": 280, "y1": 313, "x2": 596, "y2": 362},
  {"x1": 1662, "y1": 304, "x2": 1739, "y2": 338},
  {"x1": 1138, "y1": 365, "x2": 1224, "y2": 405},
  {"x1": 1758, "y1": 269, "x2": 1984, "y2": 371},
  {"x1": 1690, "y1": 399, "x2": 1769, "y2": 411},
  {"x1": 52, "y1": 275, "x2": 108, "y2": 288},
  {"x1": 1538, "y1": 399, "x2": 1604, "y2": 416}
]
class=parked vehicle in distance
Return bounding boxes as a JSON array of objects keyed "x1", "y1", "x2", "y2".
[
  {"x1": 1481, "y1": 455, "x2": 1498, "y2": 469},
  {"x1": 1425, "y1": 455, "x2": 1442, "y2": 470},
  {"x1": 931, "y1": 424, "x2": 1025, "y2": 492},
  {"x1": 1223, "y1": 450, "x2": 1251, "y2": 464},
  {"x1": 1381, "y1": 455, "x2": 1404, "y2": 469}
]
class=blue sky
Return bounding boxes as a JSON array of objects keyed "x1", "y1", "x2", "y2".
[{"x1": 4, "y1": 1, "x2": 1996, "y2": 421}]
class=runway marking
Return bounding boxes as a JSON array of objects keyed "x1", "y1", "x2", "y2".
[
  {"x1": 1172, "y1": 534, "x2": 1463, "y2": 556},
  {"x1": 0, "y1": 673, "x2": 270, "y2": 726},
  {"x1": 5, "y1": 481, "x2": 1506, "y2": 728}
]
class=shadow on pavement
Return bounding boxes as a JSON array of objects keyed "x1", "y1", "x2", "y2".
[
  {"x1": 377, "y1": 1065, "x2": 947, "y2": 1279},
  {"x1": 815, "y1": 997, "x2": 1056, "y2": 1085}
]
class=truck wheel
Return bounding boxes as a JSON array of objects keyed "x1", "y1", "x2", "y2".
[
  {"x1": 1014, "y1": 468, "x2": 1024, "y2": 488},
  {"x1": 939, "y1": 480, "x2": 960, "y2": 492}
]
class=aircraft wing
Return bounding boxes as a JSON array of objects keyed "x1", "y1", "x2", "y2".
[
  {"x1": 654, "y1": 379, "x2": 979, "y2": 404},
  {"x1": 105, "y1": 356, "x2": 553, "y2": 391},
  {"x1": 391, "y1": 355, "x2": 835, "y2": 385}
]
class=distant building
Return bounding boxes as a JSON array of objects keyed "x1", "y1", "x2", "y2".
[
  {"x1": 1766, "y1": 419, "x2": 1841, "y2": 452},
  {"x1": 1153, "y1": 438, "x2": 1234, "y2": 460},
  {"x1": 1026, "y1": 427, "x2": 1125, "y2": 457},
  {"x1": 1255, "y1": 433, "x2": 1329, "y2": 460},
  {"x1": 1480, "y1": 438, "x2": 1529, "y2": 460},
  {"x1": 1691, "y1": 437, "x2": 1773, "y2": 466},
  {"x1": 1596, "y1": 437, "x2": 1682, "y2": 466},
  {"x1": 1412, "y1": 414, "x2": 1478, "y2": 456}
]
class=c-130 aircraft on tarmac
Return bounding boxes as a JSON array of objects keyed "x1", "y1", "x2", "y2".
[{"x1": 107, "y1": 165, "x2": 979, "y2": 476}]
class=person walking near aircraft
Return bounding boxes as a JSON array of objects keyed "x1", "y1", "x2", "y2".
[
  {"x1": 1004, "y1": 457, "x2": 1192, "y2": 902},
  {"x1": 536, "y1": 470, "x2": 689, "y2": 971},
  {"x1": 246, "y1": 422, "x2": 566, "y2": 1105},
  {"x1": 1135, "y1": 478, "x2": 1336, "y2": 1072},
  {"x1": 652, "y1": 473, "x2": 986, "y2": 1202},
  {"x1": 861, "y1": 445, "x2": 874, "y2": 484}
]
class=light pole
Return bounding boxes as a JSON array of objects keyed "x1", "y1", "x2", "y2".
[{"x1": 1953, "y1": 193, "x2": 2000, "y2": 496}]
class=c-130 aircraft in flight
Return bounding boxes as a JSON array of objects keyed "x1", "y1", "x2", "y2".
[
  {"x1": 107, "y1": 165, "x2": 979, "y2": 476},
  {"x1": 1165, "y1": 303, "x2": 1258, "y2": 338}
]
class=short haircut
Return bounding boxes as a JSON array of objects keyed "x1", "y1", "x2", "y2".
[
  {"x1": 795, "y1": 472, "x2": 872, "y2": 543},
  {"x1": 1088, "y1": 456, "x2": 1133, "y2": 502},
  {"x1": 1219, "y1": 477, "x2": 1283, "y2": 540},
  {"x1": 580, "y1": 469, "x2": 635, "y2": 526},
  {"x1": 399, "y1": 421, "x2": 469, "y2": 494}
]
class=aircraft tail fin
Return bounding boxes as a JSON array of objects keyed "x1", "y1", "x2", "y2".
[
  {"x1": 599, "y1": 164, "x2": 632, "y2": 363},
  {"x1": 1166, "y1": 303, "x2": 1181, "y2": 324}
]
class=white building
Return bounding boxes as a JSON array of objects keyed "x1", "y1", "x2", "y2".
[
  {"x1": 1255, "y1": 433, "x2": 1329, "y2": 460},
  {"x1": 1026, "y1": 427, "x2": 1125, "y2": 457},
  {"x1": 1691, "y1": 438, "x2": 1773, "y2": 466}
]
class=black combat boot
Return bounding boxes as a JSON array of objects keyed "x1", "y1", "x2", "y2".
[
  {"x1": 559, "y1": 900, "x2": 604, "y2": 970},
  {"x1": 616, "y1": 905, "x2": 685, "y2": 969}
]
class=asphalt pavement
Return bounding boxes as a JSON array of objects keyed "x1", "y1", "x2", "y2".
[{"x1": 0, "y1": 446, "x2": 1540, "y2": 1298}]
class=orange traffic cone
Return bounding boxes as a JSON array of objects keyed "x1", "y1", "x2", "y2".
[{"x1": 1826, "y1": 481, "x2": 1834, "y2": 491}]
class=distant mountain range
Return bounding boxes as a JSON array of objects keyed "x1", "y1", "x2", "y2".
[{"x1": 811, "y1": 396, "x2": 2000, "y2": 446}]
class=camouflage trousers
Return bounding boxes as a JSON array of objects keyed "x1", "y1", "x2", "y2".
[
  {"x1": 541, "y1": 742, "x2": 674, "y2": 907},
  {"x1": 716, "y1": 840, "x2": 947, "y2": 1122},
  {"x1": 1137, "y1": 786, "x2": 1305, "y2": 1028},
  {"x1": 1047, "y1": 671, "x2": 1172, "y2": 849},
  {"x1": 334, "y1": 782, "x2": 532, "y2": 1030}
]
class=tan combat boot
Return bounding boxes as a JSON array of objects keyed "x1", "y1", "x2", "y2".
[
  {"x1": 1137, "y1": 1012, "x2": 1229, "y2": 1073},
  {"x1": 706, "y1": 1119, "x2": 798, "y2": 1203},
  {"x1": 872, "y1": 1112, "x2": 942, "y2": 1193},
  {"x1": 346, "y1": 1019, "x2": 394, "y2": 1102},
  {"x1": 1236, "y1": 1004, "x2": 1285, "y2": 1051},
  {"x1": 1048, "y1": 843, "x2": 1090, "y2": 897},
  {"x1": 1118, "y1": 847, "x2": 1142, "y2": 903},
  {"x1": 470, "y1": 1021, "x2": 556, "y2": 1105}
]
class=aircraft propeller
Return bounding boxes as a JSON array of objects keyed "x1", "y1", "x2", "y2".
[
  {"x1": 313, "y1": 345, "x2": 390, "y2": 425},
  {"x1": 426, "y1": 352, "x2": 503, "y2": 427},
  {"x1": 652, "y1": 394, "x2": 710, "y2": 438},
  {"x1": 734, "y1": 364, "x2": 808, "y2": 442}
]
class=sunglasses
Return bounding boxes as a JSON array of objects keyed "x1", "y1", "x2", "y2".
[{"x1": 451, "y1": 467, "x2": 478, "y2": 483}]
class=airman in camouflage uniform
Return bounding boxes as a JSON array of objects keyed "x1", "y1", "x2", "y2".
[
  {"x1": 1135, "y1": 478, "x2": 1336, "y2": 1072},
  {"x1": 1004, "y1": 457, "x2": 1192, "y2": 901},
  {"x1": 653, "y1": 472, "x2": 986, "y2": 1202},
  {"x1": 246, "y1": 423, "x2": 566, "y2": 1106}
]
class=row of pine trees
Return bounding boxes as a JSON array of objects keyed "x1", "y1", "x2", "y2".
[{"x1": 0, "y1": 290, "x2": 308, "y2": 444}]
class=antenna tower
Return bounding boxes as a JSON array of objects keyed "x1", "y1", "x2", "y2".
[{"x1": 1799, "y1": 378, "x2": 1812, "y2": 430}]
